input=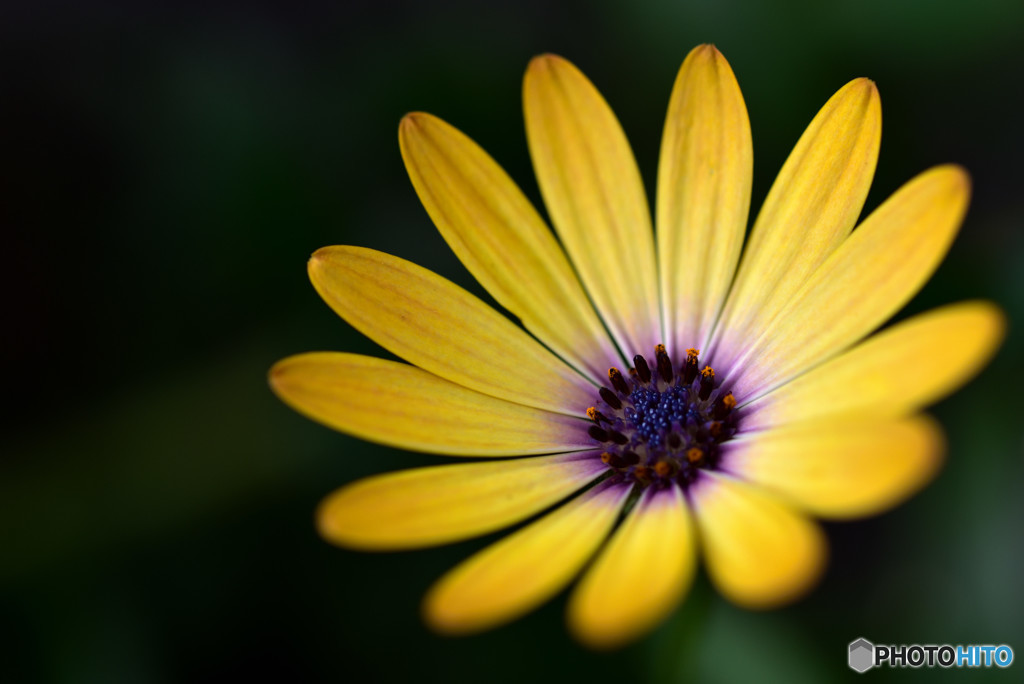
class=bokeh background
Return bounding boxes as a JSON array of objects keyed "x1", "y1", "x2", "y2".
[{"x1": 3, "y1": 1, "x2": 1022, "y2": 681}]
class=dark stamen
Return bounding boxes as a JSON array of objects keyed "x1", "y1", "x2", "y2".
[
  {"x1": 588, "y1": 425, "x2": 609, "y2": 442},
  {"x1": 598, "y1": 387, "x2": 622, "y2": 410},
  {"x1": 699, "y1": 366, "x2": 715, "y2": 400},
  {"x1": 601, "y1": 451, "x2": 629, "y2": 468},
  {"x1": 683, "y1": 348, "x2": 700, "y2": 384},
  {"x1": 608, "y1": 367, "x2": 630, "y2": 395},
  {"x1": 712, "y1": 392, "x2": 737, "y2": 420},
  {"x1": 633, "y1": 354, "x2": 651, "y2": 384},
  {"x1": 655, "y1": 344, "x2": 673, "y2": 383},
  {"x1": 608, "y1": 429, "x2": 629, "y2": 445}
]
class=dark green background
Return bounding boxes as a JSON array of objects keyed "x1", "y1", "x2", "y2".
[{"x1": 3, "y1": 1, "x2": 1022, "y2": 681}]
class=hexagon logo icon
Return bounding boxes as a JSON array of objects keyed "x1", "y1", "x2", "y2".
[{"x1": 849, "y1": 638, "x2": 875, "y2": 673}]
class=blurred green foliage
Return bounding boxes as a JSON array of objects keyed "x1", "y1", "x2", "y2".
[{"x1": 2, "y1": 1, "x2": 1022, "y2": 682}]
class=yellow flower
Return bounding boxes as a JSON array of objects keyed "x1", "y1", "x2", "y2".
[{"x1": 269, "y1": 45, "x2": 1004, "y2": 649}]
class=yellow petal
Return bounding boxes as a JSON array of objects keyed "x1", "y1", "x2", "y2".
[
  {"x1": 308, "y1": 246, "x2": 593, "y2": 415},
  {"x1": 711, "y1": 78, "x2": 881, "y2": 369},
  {"x1": 731, "y1": 166, "x2": 971, "y2": 400},
  {"x1": 692, "y1": 473, "x2": 826, "y2": 609},
  {"x1": 657, "y1": 45, "x2": 753, "y2": 354},
  {"x1": 423, "y1": 481, "x2": 631, "y2": 635},
  {"x1": 568, "y1": 484, "x2": 695, "y2": 650},
  {"x1": 317, "y1": 452, "x2": 607, "y2": 550},
  {"x1": 399, "y1": 112, "x2": 619, "y2": 383},
  {"x1": 269, "y1": 352, "x2": 589, "y2": 456},
  {"x1": 722, "y1": 416, "x2": 944, "y2": 519},
  {"x1": 745, "y1": 301, "x2": 1005, "y2": 429},
  {"x1": 524, "y1": 54, "x2": 660, "y2": 357}
]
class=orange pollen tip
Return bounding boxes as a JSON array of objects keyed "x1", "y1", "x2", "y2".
[
  {"x1": 722, "y1": 392, "x2": 736, "y2": 409},
  {"x1": 587, "y1": 407, "x2": 598, "y2": 420},
  {"x1": 686, "y1": 447, "x2": 704, "y2": 463},
  {"x1": 655, "y1": 344, "x2": 667, "y2": 355},
  {"x1": 634, "y1": 465, "x2": 650, "y2": 480},
  {"x1": 701, "y1": 366, "x2": 715, "y2": 378},
  {"x1": 686, "y1": 348, "x2": 700, "y2": 360},
  {"x1": 709, "y1": 421, "x2": 723, "y2": 437},
  {"x1": 600, "y1": 452, "x2": 612, "y2": 464},
  {"x1": 654, "y1": 461, "x2": 672, "y2": 477}
]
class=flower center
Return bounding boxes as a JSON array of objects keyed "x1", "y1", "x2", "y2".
[{"x1": 586, "y1": 345, "x2": 739, "y2": 489}]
